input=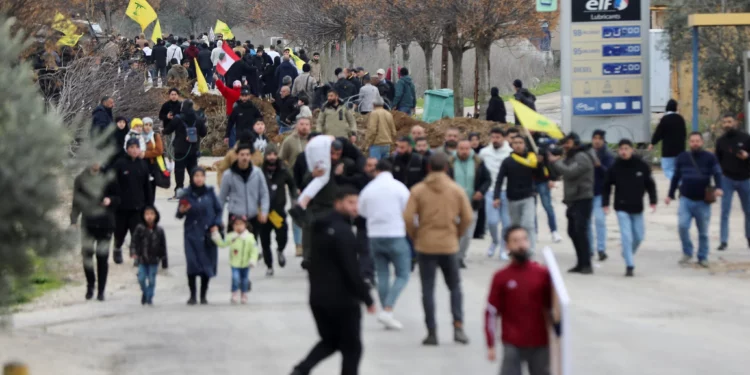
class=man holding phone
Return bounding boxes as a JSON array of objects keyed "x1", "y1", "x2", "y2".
[{"x1": 715, "y1": 113, "x2": 750, "y2": 251}]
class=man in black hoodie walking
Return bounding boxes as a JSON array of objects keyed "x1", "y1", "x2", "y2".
[
  {"x1": 164, "y1": 100, "x2": 207, "y2": 198},
  {"x1": 151, "y1": 39, "x2": 168, "y2": 87},
  {"x1": 715, "y1": 113, "x2": 750, "y2": 251},
  {"x1": 512, "y1": 79, "x2": 535, "y2": 125},
  {"x1": 260, "y1": 144, "x2": 297, "y2": 272},
  {"x1": 111, "y1": 138, "x2": 153, "y2": 265},
  {"x1": 602, "y1": 139, "x2": 657, "y2": 277},
  {"x1": 290, "y1": 186, "x2": 375, "y2": 375},
  {"x1": 648, "y1": 99, "x2": 687, "y2": 181}
]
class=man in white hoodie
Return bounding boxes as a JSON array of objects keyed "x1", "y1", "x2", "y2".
[
  {"x1": 478, "y1": 127, "x2": 513, "y2": 259},
  {"x1": 166, "y1": 38, "x2": 183, "y2": 72},
  {"x1": 211, "y1": 40, "x2": 225, "y2": 67}
]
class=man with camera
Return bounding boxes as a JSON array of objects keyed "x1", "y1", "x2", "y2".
[{"x1": 547, "y1": 132, "x2": 598, "y2": 275}]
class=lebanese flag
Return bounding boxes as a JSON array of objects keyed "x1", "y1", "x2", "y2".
[{"x1": 216, "y1": 42, "x2": 238, "y2": 76}]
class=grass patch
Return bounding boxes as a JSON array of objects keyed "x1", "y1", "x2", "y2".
[
  {"x1": 501, "y1": 78, "x2": 561, "y2": 101},
  {"x1": 416, "y1": 97, "x2": 475, "y2": 109},
  {"x1": 10, "y1": 254, "x2": 64, "y2": 305}
]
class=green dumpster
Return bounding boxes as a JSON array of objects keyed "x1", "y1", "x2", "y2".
[{"x1": 422, "y1": 89, "x2": 455, "y2": 123}]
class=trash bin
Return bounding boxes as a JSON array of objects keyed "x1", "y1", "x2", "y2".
[{"x1": 422, "y1": 89, "x2": 455, "y2": 123}]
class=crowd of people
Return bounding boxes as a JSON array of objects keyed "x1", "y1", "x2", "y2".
[{"x1": 69, "y1": 32, "x2": 750, "y2": 373}]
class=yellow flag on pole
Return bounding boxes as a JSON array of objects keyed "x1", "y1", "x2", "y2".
[
  {"x1": 151, "y1": 19, "x2": 162, "y2": 44},
  {"x1": 57, "y1": 33, "x2": 83, "y2": 47},
  {"x1": 287, "y1": 49, "x2": 305, "y2": 70},
  {"x1": 53, "y1": 12, "x2": 78, "y2": 35},
  {"x1": 194, "y1": 58, "x2": 209, "y2": 94},
  {"x1": 510, "y1": 99, "x2": 565, "y2": 139},
  {"x1": 214, "y1": 20, "x2": 234, "y2": 40},
  {"x1": 126, "y1": 0, "x2": 158, "y2": 31}
]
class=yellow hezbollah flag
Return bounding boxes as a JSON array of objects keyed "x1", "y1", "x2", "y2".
[
  {"x1": 287, "y1": 49, "x2": 305, "y2": 70},
  {"x1": 510, "y1": 99, "x2": 564, "y2": 139},
  {"x1": 57, "y1": 33, "x2": 83, "y2": 47},
  {"x1": 214, "y1": 20, "x2": 234, "y2": 40},
  {"x1": 53, "y1": 12, "x2": 78, "y2": 35},
  {"x1": 194, "y1": 58, "x2": 209, "y2": 94},
  {"x1": 126, "y1": 0, "x2": 158, "y2": 31},
  {"x1": 151, "y1": 19, "x2": 162, "y2": 44}
]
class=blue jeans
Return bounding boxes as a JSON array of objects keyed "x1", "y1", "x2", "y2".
[
  {"x1": 369, "y1": 144, "x2": 391, "y2": 160},
  {"x1": 535, "y1": 182, "x2": 558, "y2": 233},
  {"x1": 228, "y1": 125, "x2": 237, "y2": 148},
  {"x1": 678, "y1": 197, "x2": 711, "y2": 261},
  {"x1": 616, "y1": 211, "x2": 644, "y2": 267},
  {"x1": 276, "y1": 116, "x2": 294, "y2": 134},
  {"x1": 719, "y1": 175, "x2": 750, "y2": 243},
  {"x1": 231, "y1": 267, "x2": 250, "y2": 293},
  {"x1": 370, "y1": 237, "x2": 411, "y2": 308},
  {"x1": 485, "y1": 192, "x2": 511, "y2": 248},
  {"x1": 661, "y1": 157, "x2": 676, "y2": 182},
  {"x1": 292, "y1": 222, "x2": 302, "y2": 246},
  {"x1": 137, "y1": 264, "x2": 158, "y2": 303},
  {"x1": 588, "y1": 195, "x2": 606, "y2": 254},
  {"x1": 398, "y1": 107, "x2": 413, "y2": 115},
  {"x1": 150, "y1": 66, "x2": 167, "y2": 84}
]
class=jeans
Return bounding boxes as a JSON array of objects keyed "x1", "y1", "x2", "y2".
[
  {"x1": 397, "y1": 107, "x2": 413, "y2": 115},
  {"x1": 535, "y1": 182, "x2": 557, "y2": 233},
  {"x1": 566, "y1": 199, "x2": 592, "y2": 268},
  {"x1": 508, "y1": 197, "x2": 536, "y2": 250},
  {"x1": 151, "y1": 66, "x2": 167, "y2": 85},
  {"x1": 203, "y1": 67, "x2": 215, "y2": 89},
  {"x1": 418, "y1": 253, "x2": 463, "y2": 330},
  {"x1": 588, "y1": 195, "x2": 606, "y2": 254},
  {"x1": 616, "y1": 211, "x2": 644, "y2": 268},
  {"x1": 499, "y1": 345, "x2": 550, "y2": 375},
  {"x1": 458, "y1": 210, "x2": 479, "y2": 260},
  {"x1": 486, "y1": 192, "x2": 511, "y2": 248},
  {"x1": 370, "y1": 237, "x2": 411, "y2": 308},
  {"x1": 292, "y1": 222, "x2": 303, "y2": 246},
  {"x1": 719, "y1": 175, "x2": 750, "y2": 243},
  {"x1": 276, "y1": 115, "x2": 294, "y2": 134},
  {"x1": 678, "y1": 197, "x2": 711, "y2": 261},
  {"x1": 228, "y1": 125, "x2": 237, "y2": 148},
  {"x1": 661, "y1": 157, "x2": 677, "y2": 182},
  {"x1": 137, "y1": 263, "x2": 158, "y2": 303},
  {"x1": 369, "y1": 144, "x2": 391, "y2": 160},
  {"x1": 231, "y1": 267, "x2": 250, "y2": 293}
]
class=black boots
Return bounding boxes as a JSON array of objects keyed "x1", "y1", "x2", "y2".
[
  {"x1": 598, "y1": 252, "x2": 608, "y2": 262},
  {"x1": 189, "y1": 274, "x2": 210, "y2": 305},
  {"x1": 625, "y1": 267, "x2": 634, "y2": 277},
  {"x1": 85, "y1": 285, "x2": 95, "y2": 300},
  {"x1": 113, "y1": 249, "x2": 124, "y2": 264},
  {"x1": 422, "y1": 329, "x2": 438, "y2": 346},
  {"x1": 84, "y1": 254, "x2": 109, "y2": 301}
]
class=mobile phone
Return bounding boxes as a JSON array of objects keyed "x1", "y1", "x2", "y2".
[{"x1": 179, "y1": 199, "x2": 190, "y2": 207}]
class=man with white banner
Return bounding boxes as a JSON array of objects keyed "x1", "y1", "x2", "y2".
[{"x1": 485, "y1": 225, "x2": 570, "y2": 375}]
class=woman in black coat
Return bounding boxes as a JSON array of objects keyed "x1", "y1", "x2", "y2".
[
  {"x1": 262, "y1": 56, "x2": 280, "y2": 97},
  {"x1": 486, "y1": 87, "x2": 507, "y2": 124}
]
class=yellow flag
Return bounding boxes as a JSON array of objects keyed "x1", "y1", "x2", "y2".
[
  {"x1": 53, "y1": 12, "x2": 78, "y2": 35},
  {"x1": 510, "y1": 99, "x2": 564, "y2": 139},
  {"x1": 151, "y1": 19, "x2": 162, "y2": 44},
  {"x1": 268, "y1": 210, "x2": 284, "y2": 229},
  {"x1": 214, "y1": 20, "x2": 234, "y2": 40},
  {"x1": 194, "y1": 58, "x2": 209, "y2": 94},
  {"x1": 287, "y1": 49, "x2": 305, "y2": 70},
  {"x1": 57, "y1": 33, "x2": 83, "y2": 47},
  {"x1": 126, "y1": 0, "x2": 158, "y2": 31}
]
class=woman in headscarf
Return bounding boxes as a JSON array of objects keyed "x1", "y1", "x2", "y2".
[
  {"x1": 176, "y1": 167, "x2": 223, "y2": 305},
  {"x1": 142, "y1": 117, "x2": 165, "y2": 204},
  {"x1": 262, "y1": 56, "x2": 280, "y2": 97}
]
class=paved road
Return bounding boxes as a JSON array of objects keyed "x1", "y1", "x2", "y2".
[{"x1": 3, "y1": 167, "x2": 750, "y2": 375}]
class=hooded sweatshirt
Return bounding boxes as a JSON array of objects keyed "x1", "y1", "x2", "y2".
[
  {"x1": 479, "y1": 142, "x2": 513, "y2": 191},
  {"x1": 403, "y1": 172, "x2": 474, "y2": 255},
  {"x1": 130, "y1": 207, "x2": 167, "y2": 265},
  {"x1": 551, "y1": 145, "x2": 598, "y2": 204},
  {"x1": 219, "y1": 161, "x2": 270, "y2": 218}
]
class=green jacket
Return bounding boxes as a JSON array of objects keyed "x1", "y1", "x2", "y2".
[
  {"x1": 212, "y1": 230, "x2": 259, "y2": 268},
  {"x1": 316, "y1": 100, "x2": 356, "y2": 138},
  {"x1": 393, "y1": 76, "x2": 416, "y2": 109}
]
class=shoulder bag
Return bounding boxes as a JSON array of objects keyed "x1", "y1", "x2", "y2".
[{"x1": 687, "y1": 153, "x2": 716, "y2": 204}]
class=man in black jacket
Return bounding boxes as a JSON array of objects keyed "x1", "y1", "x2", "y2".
[
  {"x1": 715, "y1": 113, "x2": 750, "y2": 251},
  {"x1": 111, "y1": 139, "x2": 153, "y2": 266},
  {"x1": 197, "y1": 44, "x2": 214, "y2": 88},
  {"x1": 260, "y1": 144, "x2": 297, "y2": 273},
  {"x1": 389, "y1": 137, "x2": 427, "y2": 189},
  {"x1": 226, "y1": 88, "x2": 262, "y2": 145},
  {"x1": 158, "y1": 88, "x2": 182, "y2": 130},
  {"x1": 602, "y1": 139, "x2": 657, "y2": 277},
  {"x1": 334, "y1": 71, "x2": 357, "y2": 102},
  {"x1": 494, "y1": 135, "x2": 541, "y2": 251},
  {"x1": 225, "y1": 54, "x2": 260, "y2": 95},
  {"x1": 273, "y1": 85, "x2": 298, "y2": 128},
  {"x1": 91, "y1": 96, "x2": 114, "y2": 137},
  {"x1": 486, "y1": 87, "x2": 507, "y2": 124},
  {"x1": 648, "y1": 99, "x2": 687, "y2": 181},
  {"x1": 163, "y1": 100, "x2": 207, "y2": 197},
  {"x1": 291, "y1": 186, "x2": 375, "y2": 375},
  {"x1": 71, "y1": 163, "x2": 120, "y2": 301},
  {"x1": 512, "y1": 79, "x2": 536, "y2": 125},
  {"x1": 151, "y1": 39, "x2": 168, "y2": 87}
]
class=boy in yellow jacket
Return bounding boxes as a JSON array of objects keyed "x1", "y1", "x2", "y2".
[{"x1": 211, "y1": 218, "x2": 259, "y2": 304}]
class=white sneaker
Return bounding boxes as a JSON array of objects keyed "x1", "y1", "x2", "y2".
[
  {"x1": 377, "y1": 311, "x2": 403, "y2": 330},
  {"x1": 486, "y1": 243, "x2": 498, "y2": 257},
  {"x1": 499, "y1": 251, "x2": 510, "y2": 261},
  {"x1": 552, "y1": 232, "x2": 562, "y2": 243}
]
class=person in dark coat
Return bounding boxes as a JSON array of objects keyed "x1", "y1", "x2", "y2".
[
  {"x1": 131, "y1": 205, "x2": 168, "y2": 305},
  {"x1": 163, "y1": 99, "x2": 207, "y2": 198},
  {"x1": 226, "y1": 88, "x2": 263, "y2": 144},
  {"x1": 512, "y1": 79, "x2": 536, "y2": 125},
  {"x1": 262, "y1": 57, "x2": 280, "y2": 96},
  {"x1": 197, "y1": 44, "x2": 214, "y2": 88},
  {"x1": 158, "y1": 88, "x2": 182, "y2": 130},
  {"x1": 389, "y1": 137, "x2": 427, "y2": 189},
  {"x1": 110, "y1": 116, "x2": 130, "y2": 166},
  {"x1": 111, "y1": 138, "x2": 153, "y2": 266},
  {"x1": 648, "y1": 99, "x2": 687, "y2": 182},
  {"x1": 334, "y1": 72, "x2": 357, "y2": 101},
  {"x1": 275, "y1": 56, "x2": 299, "y2": 92},
  {"x1": 290, "y1": 186, "x2": 375, "y2": 375},
  {"x1": 91, "y1": 96, "x2": 114, "y2": 137},
  {"x1": 486, "y1": 87, "x2": 507, "y2": 124},
  {"x1": 225, "y1": 54, "x2": 260, "y2": 96},
  {"x1": 151, "y1": 39, "x2": 168, "y2": 86},
  {"x1": 176, "y1": 167, "x2": 223, "y2": 305},
  {"x1": 71, "y1": 163, "x2": 120, "y2": 301},
  {"x1": 273, "y1": 85, "x2": 298, "y2": 127},
  {"x1": 260, "y1": 144, "x2": 297, "y2": 272}
]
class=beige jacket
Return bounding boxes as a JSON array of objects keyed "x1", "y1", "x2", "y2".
[
  {"x1": 214, "y1": 149, "x2": 264, "y2": 187},
  {"x1": 403, "y1": 172, "x2": 474, "y2": 255},
  {"x1": 279, "y1": 131, "x2": 308, "y2": 169},
  {"x1": 308, "y1": 60, "x2": 322, "y2": 83},
  {"x1": 365, "y1": 108, "x2": 397, "y2": 147},
  {"x1": 316, "y1": 101, "x2": 356, "y2": 138}
]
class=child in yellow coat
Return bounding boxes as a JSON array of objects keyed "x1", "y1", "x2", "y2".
[{"x1": 211, "y1": 218, "x2": 259, "y2": 304}]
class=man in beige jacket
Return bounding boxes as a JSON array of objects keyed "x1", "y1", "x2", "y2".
[
  {"x1": 403, "y1": 152, "x2": 473, "y2": 347},
  {"x1": 316, "y1": 90, "x2": 357, "y2": 138},
  {"x1": 364, "y1": 98, "x2": 397, "y2": 159}
]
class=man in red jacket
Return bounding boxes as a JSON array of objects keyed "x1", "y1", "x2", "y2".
[
  {"x1": 215, "y1": 77, "x2": 242, "y2": 147},
  {"x1": 485, "y1": 224, "x2": 553, "y2": 375}
]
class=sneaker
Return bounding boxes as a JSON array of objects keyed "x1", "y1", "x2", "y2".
[
  {"x1": 301, "y1": 260, "x2": 310, "y2": 270},
  {"x1": 422, "y1": 331, "x2": 438, "y2": 346},
  {"x1": 625, "y1": 267, "x2": 634, "y2": 277},
  {"x1": 85, "y1": 286, "x2": 94, "y2": 301},
  {"x1": 96, "y1": 292, "x2": 105, "y2": 301},
  {"x1": 113, "y1": 250, "x2": 123, "y2": 265},
  {"x1": 377, "y1": 312, "x2": 403, "y2": 330},
  {"x1": 187, "y1": 298, "x2": 197, "y2": 305},
  {"x1": 567, "y1": 266, "x2": 582, "y2": 273},
  {"x1": 278, "y1": 252, "x2": 287, "y2": 268},
  {"x1": 266, "y1": 268, "x2": 274, "y2": 277},
  {"x1": 141, "y1": 293, "x2": 147, "y2": 305},
  {"x1": 499, "y1": 251, "x2": 509, "y2": 261},
  {"x1": 454, "y1": 323, "x2": 469, "y2": 344},
  {"x1": 698, "y1": 259, "x2": 710, "y2": 268},
  {"x1": 578, "y1": 266, "x2": 594, "y2": 275},
  {"x1": 552, "y1": 231, "x2": 562, "y2": 243},
  {"x1": 200, "y1": 298, "x2": 208, "y2": 305},
  {"x1": 231, "y1": 292, "x2": 239, "y2": 304},
  {"x1": 486, "y1": 243, "x2": 497, "y2": 257},
  {"x1": 598, "y1": 252, "x2": 608, "y2": 262},
  {"x1": 295, "y1": 245, "x2": 303, "y2": 257},
  {"x1": 678, "y1": 255, "x2": 692, "y2": 265},
  {"x1": 240, "y1": 293, "x2": 248, "y2": 304},
  {"x1": 717, "y1": 242, "x2": 727, "y2": 251}
]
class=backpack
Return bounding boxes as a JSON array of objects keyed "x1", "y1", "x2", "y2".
[{"x1": 176, "y1": 115, "x2": 199, "y2": 143}]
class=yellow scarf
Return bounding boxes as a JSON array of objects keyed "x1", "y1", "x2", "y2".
[{"x1": 511, "y1": 152, "x2": 549, "y2": 177}]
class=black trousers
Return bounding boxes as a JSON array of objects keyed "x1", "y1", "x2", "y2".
[
  {"x1": 174, "y1": 152, "x2": 199, "y2": 192},
  {"x1": 566, "y1": 198, "x2": 593, "y2": 268},
  {"x1": 294, "y1": 306, "x2": 363, "y2": 375},
  {"x1": 473, "y1": 203, "x2": 486, "y2": 238},
  {"x1": 354, "y1": 217, "x2": 374, "y2": 281},
  {"x1": 114, "y1": 209, "x2": 141, "y2": 252},
  {"x1": 82, "y1": 232, "x2": 111, "y2": 294},
  {"x1": 259, "y1": 218, "x2": 288, "y2": 269}
]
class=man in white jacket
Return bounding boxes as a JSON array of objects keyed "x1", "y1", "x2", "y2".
[
  {"x1": 166, "y1": 39, "x2": 183, "y2": 69},
  {"x1": 358, "y1": 159, "x2": 411, "y2": 330},
  {"x1": 211, "y1": 40, "x2": 225, "y2": 67},
  {"x1": 478, "y1": 127, "x2": 513, "y2": 259}
]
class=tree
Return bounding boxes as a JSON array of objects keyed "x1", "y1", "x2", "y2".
[
  {"x1": 663, "y1": 0, "x2": 750, "y2": 116},
  {"x1": 0, "y1": 17, "x2": 107, "y2": 313}
]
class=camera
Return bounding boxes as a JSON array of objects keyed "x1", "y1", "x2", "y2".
[{"x1": 547, "y1": 144, "x2": 564, "y2": 156}]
